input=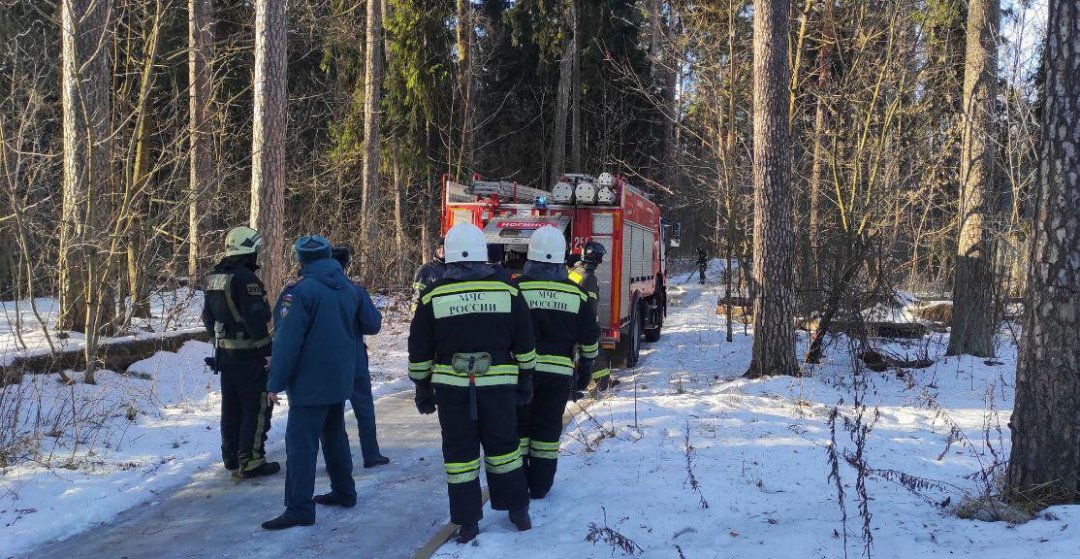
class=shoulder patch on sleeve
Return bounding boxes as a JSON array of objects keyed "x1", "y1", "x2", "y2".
[{"x1": 247, "y1": 283, "x2": 263, "y2": 296}]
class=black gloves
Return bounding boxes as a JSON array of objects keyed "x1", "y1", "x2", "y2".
[
  {"x1": 575, "y1": 359, "x2": 594, "y2": 391},
  {"x1": 517, "y1": 368, "x2": 534, "y2": 406},
  {"x1": 414, "y1": 381, "x2": 436, "y2": 415}
]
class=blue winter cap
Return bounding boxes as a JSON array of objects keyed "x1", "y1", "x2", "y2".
[{"x1": 294, "y1": 235, "x2": 332, "y2": 264}]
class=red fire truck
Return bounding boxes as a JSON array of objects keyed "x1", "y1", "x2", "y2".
[{"x1": 441, "y1": 173, "x2": 680, "y2": 367}]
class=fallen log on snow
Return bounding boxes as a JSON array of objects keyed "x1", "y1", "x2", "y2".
[
  {"x1": 799, "y1": 318, "x2": 929, "y2": 339},
  {"x1": 860, "y1": 349, "x2": 935, "y2": 372},
  {"x1": 912, "y1": 301, "x2": 952, "y2": 325},
  {"x1": 1, "y1": 329, "x2": 210, "y2": 381},
  {"x1": 715, "y1": 304, "x2": 753, "y2": 324}
]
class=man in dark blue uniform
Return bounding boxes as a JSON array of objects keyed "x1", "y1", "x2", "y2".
[
  {"x1": 262, "y1": 235, "x2": 364, "y2": 530},
  {"x1": 331, "y1": 245, "x2": 389, "y2": 468},
  {"x1": 201, "y1": 225, "x2": 279, "y2": 478}
]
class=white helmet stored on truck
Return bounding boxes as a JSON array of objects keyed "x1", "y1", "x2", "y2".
[
  {"x1": 575, "y1": 181, "x2": 597, "y2": 204},
  {"x1": 527, "y1": 225, "x2": 566, "y2": 264},
  {"x1": 444, "y1": 223, "x2": 489, "y2": 263},
  {"x1": 551, "y1": 181, "x2": 575, "y2": 204}
]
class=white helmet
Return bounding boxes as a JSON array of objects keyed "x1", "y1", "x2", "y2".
[
  {"x1": 527, "y1": 225, "x2": 566, "y2": 264},
  {"x1": 224, "y1": 226, "x2": 262, "y2": 256},
  {"x1": 444, "y1": 223, "x2": 489, "y2": 263}
]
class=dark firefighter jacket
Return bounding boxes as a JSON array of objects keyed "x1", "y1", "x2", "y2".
[
  {"x1": 513, "y1": 274, "x2": 600, "y2": 376},
  {"x1": 413, "y1": 260, "x2": 448, "y2": 296},
  {"x1": 568, "y1": 262, "x2": 600, "y2": 320},
  {"x1": 202, "y1": 256, "x2": 273, "y2": 363},
  {"x1": 408, "y1": 266, "x2": 537, "y2": 388}
]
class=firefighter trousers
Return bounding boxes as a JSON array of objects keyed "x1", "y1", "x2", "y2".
[
  {"x1": 434, "y1": 385, "x2": 528, "y2": 526},
  {"x1": 517, "y1": 372, "x2": 572, "y2": 499},
  {"x1": 592, "y1": 350, "x2": 613, "y2": 391},
  {"x1": 349, "y1": 370, "x2": 382, "y2": 463},
  {"x1": 219, "y1": 357, "x2": 273, "y2": 472}
]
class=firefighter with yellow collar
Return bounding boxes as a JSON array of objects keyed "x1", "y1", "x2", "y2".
[
  {"x1": 568, "y1": 241, "x2": 616, "y2": 391},
  {"x1": 407, "y1": 223, "x2": 536, "y2": 543},
  {"x1": 514, "y1": 226, "x2": 599, "y2": 499}
]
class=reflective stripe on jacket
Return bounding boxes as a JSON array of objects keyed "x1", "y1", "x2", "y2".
[
  {"x1": 514, "y1": 277, "x2": 600, "y2": 376},
  {"x1": 408, "y1": 274, "x2": 536, "y2": 388}
]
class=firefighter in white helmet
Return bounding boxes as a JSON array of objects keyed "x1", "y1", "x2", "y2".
[
  {"x1": 201, "y1": 226, "x2": 280, "y2": 479},
  {"x1": 407, "y1": 223, "x2": 537, "y2": 543},
  {"x1": 513, "y1": 226, "x2": 599, "y2": 498}
]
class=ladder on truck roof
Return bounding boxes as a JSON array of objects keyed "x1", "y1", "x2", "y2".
[{"x1": 446, "y1": 178, "x2": 551, "y2": 204}]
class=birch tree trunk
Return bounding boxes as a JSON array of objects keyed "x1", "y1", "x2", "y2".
[
  {"x1": 948, "y1": 0, "x2": 999, "y2": 358},
  {"x1": 59, "y1": 0, "x2": 113, "y2": 335},
  {"x1": 746, "y1": 0, "x2": 798, "y2": 378},
  {"x1": 125, "y1": 2, "x2": 165, "y2": 321},
  {"x1": 361, "y1": 0, "x2": 384, "y2": 266},
  {"x1": 188, "y1": 0, "x2": 213, "y2": 281},
  {"x1": 251, "y1": 0, "x2": 287, "y2": 303},
  {"x1": 392, "y1": 156, "x2": 407, "y2": 283},
  {"x1": 1005, "y1": 0, "x2": 1080, "y2": 505},
  {"x1": 722, "y1": 0, "x2": 738, "y2": 345}
]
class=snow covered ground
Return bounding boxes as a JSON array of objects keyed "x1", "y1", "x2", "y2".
[
  {"x1": 0, "y1": 306, "x2": 412, "y2": 558},
  {"x1": 0, "y1": 289, "x2": 206, "y2": 367},
  {"x1": 432, "y1": 284, "x2": 1078, "y2": 559},
  {"x1": 3, "y1": 281, "x2": 1078, "y2": 558}
]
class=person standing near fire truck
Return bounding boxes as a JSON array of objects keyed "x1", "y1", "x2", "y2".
[
  {"x1": 515, "y1": 227, "x2": 599, "y2": 498},
  {"x1": 408, "y1": 223, "x2": 537, "y2": 543},
  {"x1": 569, "y1": 242, "x2": 616, "y2": 391},
  {"x1": 413, "y1": 236, "x2": 447, "y2": 302},
  {"x1": 697, "y1": 247, "x2": 709, "y2": 284}
]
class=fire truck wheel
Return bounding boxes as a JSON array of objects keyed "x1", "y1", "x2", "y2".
[
  {"x1": 643, "y1": 314, "x2": 661, "y2": 342},
  {"x1": 643, "y1": 294, "x2": 663, "y2": 343}
]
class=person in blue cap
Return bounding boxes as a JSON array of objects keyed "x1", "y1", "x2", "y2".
[
  {"x1": 262, "y1": 235, "x2": 364, "y2": 531},
  {"x1": 330, "y1": 245, "x2": 389, "y2": 468}
]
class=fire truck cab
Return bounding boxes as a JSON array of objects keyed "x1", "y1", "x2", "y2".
[{"x1": 442, "y1": 173, "x2": 679, "y2": 367}]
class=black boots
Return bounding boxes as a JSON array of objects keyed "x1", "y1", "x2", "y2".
[
  {"x1": 261, "y1": 513, "x2": 315, "y2": 531},
  {"x1": 456, "y1": 522, "x2": 480, "y2": 544},
  {"x1": 509, "y1": 507, "x2": 532, "y2": 531},
  {"x1": 363, "y1": 455, "x2": 391, "y2": 469},
  {"x1": 234, "y1": 461, "x2": 281, "y2": 479},
  {"x1": 313, "y1": 492, "x2": 357, "y2": 508},
  {"x1": 456, "y1": 507, "x2": 531, "y2": 544}
]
